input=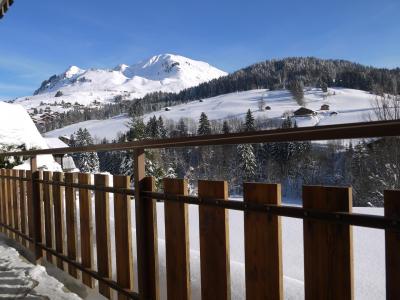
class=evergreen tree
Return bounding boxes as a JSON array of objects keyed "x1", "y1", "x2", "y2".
[
  {"x1": 237, "y1": 144, "x2": 257, "y2": 181},
  {"x1": 158, "y1": 116, "x2": 167, "y2": 138},
  {"x1": 198, "y1": 112, "x2": 211, "y2": 135},
  {"x1": 243, "y1": 109, "x2": 255, "y2": 131},
  {"x1": 288, "y1": 80, "x2": 305, "y2": 106},
  {"x1": 222, "y1": 120, "x2": 230, "y2": 134},
  {"x1": 127, "y1": 117, "x2": 146, "y2": 141},
  {"x1": 176, "y1": 119, "x2": 188, "y2": 137},
  {"x1": 73, "y1": 128, "x2": 99, "y2": 173}
]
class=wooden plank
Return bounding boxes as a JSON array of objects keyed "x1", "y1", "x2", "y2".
[
  {"x1": 135, "y1": 148, "x2": 159, "y2": 300},
  {"x1": 7, "y1": 169, "x2": 14, "y2": 238},
  {"x1": 163, "y1": 178, "x2": 190, "y2": 300},
  {"x1": 303, "y1": 185, "x2": 353, "y2": 300},
  {"x1": 384, "y1": 190, "x2": 400, "y2": 300},
  {"x1": 114, "y1": 175, "x2": 134, "y2": 300},
  {"x1": 65, "y1": 173, "x2": 78, "y2": 278},
  {"x1": 19, "y1": 170, "x2": 27, "y2": 248},
  {"x1": 12, "y1": 169, "x2": 19, "y2": 242},
  {"x1": 0, "y1": 169, "x2": 5, "y2": 234},
  {"x1": 198, "y1": 180, "x2": 230, "y2": 300},
  {"x1": 0, "y1": 169, "x2": 7, "y2": 233},
  {"x1": 94, "y1": 174, "x2": 111, "y2": 298},
  {"x1": 53, "y1": 172, "x2": 65, "y2": 270},
  {"x1": 78, "y1": 173, "x2": 94, "y2": 288},
  {"x1": 43, "y1": 171, "x2": 53, "y2": 262},
  {"x1": 244, "y1": 183, "x2": 283, "y2": 300}
]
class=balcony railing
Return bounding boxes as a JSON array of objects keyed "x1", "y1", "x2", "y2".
[{"x1": 0, "y1": 119, "x2": 399, "y2": 300}]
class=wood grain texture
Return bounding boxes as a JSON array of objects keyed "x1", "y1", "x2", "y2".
[
  {"x1": 198, "y1": 180, "x2": 230, "y2": 300},
  {"x1": 78, "y1": 173, "x2": 94, "y2": 288},
  {"x1": 19, "y1": 170, "x2": 27, "y2": 247},
  {"x1": 303, "y1": 185, "x2": 353, "y2": 300},
  {"x1": 65, "y1": 172, "x2": 78, "y2": 278},
  {"x1": 94, "y1": 174, "x2": 111, "y2": 298},
  {"x1": 244, "y1": 183, "x2": 283, "y2": 300},
  {"x1": 53, "y1": 172, "x2": 65, "y2": 270},
  {"x1": 134, "y1": 148, "x2": 159, "y2": 300},
  {"x1": 163, "y1": 178, "x2": 190, "y2": 300},
  {"x1": 11, "y1": 169, "x2": 19, "y2": 242},
  {"x1": 384, "y1": 190, "x2": 400, "y2": 300},
  {"x1": 43, "y1": 171, "x2": 53, "y2": 262},
  {"x1": 6, "y1": 169, "x2": 13, "y2": 238},
  {"x1": 0, "y1": 170, "x2": 6, "y2": 234},
  {"x1": 114, "y1": 175, "x2": 134, "y2": 300}
]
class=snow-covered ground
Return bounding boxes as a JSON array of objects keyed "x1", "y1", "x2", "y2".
[
  {"x1": 13, "y1": 54, "x2": 227, "y2": 109},
  {"x1": 45, "y1": 87, "x2": 379, "y2": 141},
  {"x1": 0, "y1": 240, "x2": 81, "y2": 299}
]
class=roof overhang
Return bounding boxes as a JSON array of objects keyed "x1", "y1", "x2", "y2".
[{"x1": 0, "y1": 0, "x2": 14, "y2": 19}]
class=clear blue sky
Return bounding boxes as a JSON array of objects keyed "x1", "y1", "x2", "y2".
[{"x1": 1, "y1": 0, "x2": 399, "y2": 100}]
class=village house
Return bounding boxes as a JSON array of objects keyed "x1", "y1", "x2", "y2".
[{"x1": 293, "y1": 107, "x2": 317, "y2": 117}]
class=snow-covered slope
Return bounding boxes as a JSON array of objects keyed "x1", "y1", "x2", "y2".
[
  {"x1": 0, "y1": 102, "x2": 61, "y2": 170},
  {"x1": 45, "y1": 88, "x2": 379, "y2": 141},
  {"x1": 14, "y1": 54, "x2": 227, "y2": 109}
]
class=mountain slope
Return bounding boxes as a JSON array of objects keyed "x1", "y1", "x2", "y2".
[
  {"x1": 44, "y1": 87, "x2": 378, "y2": 141},
  {"x1": 15, "y1": 54, "x2": 227, "y2": 109}
]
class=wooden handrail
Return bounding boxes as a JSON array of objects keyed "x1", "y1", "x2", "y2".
[{"x1": 0, "y1": 120, "x2": 399, "y2": 157}]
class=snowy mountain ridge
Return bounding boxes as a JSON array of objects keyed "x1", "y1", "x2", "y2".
[{"x1": 16, "y1": 54, "x2": 227, "y2": 109}]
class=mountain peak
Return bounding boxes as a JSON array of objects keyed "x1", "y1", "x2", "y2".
[{"x1": 64, "y1": 66, "x2": 84, "y2": 79}]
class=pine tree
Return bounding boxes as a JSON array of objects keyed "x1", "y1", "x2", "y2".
[
  {"x1": 198, "y1": 112, "x2": 211, "y2": 135},
  {"x1": 222, "y1": 120, "x2": 230, "y2": 134},
  {"x1": 158, "y1": 116, "x2": 167, "y2": 138},
  {"x1": 237, "y1": 144, "x2": 257, "y2": 181},
  {"x1": 73, "y1": 128, "x2": 99, "y2": 173},
  {"x1": 288, "y1": 80, "x2": 305, "y2": 106},
  {"x1": 127, "y1": 117, "x2": 146, "y2": 141},
  {"x1": 243, "y1": 109, "x2": 255, "y2": 131},
  {"x1": 176, "y1": 119, "x2": 188, "y2": 137}
]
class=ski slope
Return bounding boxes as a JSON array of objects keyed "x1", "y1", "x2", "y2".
[{"x1": 45, "y1": 88, "x2": 379, "y2": 141}]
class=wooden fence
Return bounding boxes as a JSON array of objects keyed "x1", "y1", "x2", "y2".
[{"x1": 0, "y1": 120, "x2": 399, "y2": 299}]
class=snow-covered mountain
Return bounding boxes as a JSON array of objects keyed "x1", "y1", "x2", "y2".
[{"x1": 15, "y1": 54, "x2": 227, "y2": 109}]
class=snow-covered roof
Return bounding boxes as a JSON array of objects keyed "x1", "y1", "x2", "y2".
[{"x1": 44, "y1": 137, "x2": 69, "y2": 149}]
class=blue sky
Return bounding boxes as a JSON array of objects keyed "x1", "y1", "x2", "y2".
[{"x1": 1, "y1": 0, "x2": 399, "y2": 100}]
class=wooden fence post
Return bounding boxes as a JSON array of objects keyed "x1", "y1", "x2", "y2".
[
  {"x1": 53, "y1": 172, "x2": 65, "y2": 270},
  {"x1": 65, "y1": 172, "x2": 78, "y2": 278},
  {"x1": 244, "y1": 183, "x2": 283, "y2": 300},
  {"x1": 0, "y1": 170, "x2": 3, "y2": 234},
  {"x1": 79, "y1": 172, "x2": 94, "y2": 288},
  {"x1": 163, "y1": 178, "x2": 191, "y2": 300},
  {"x1": 0, "y1": 169, "x2": 6, "y2": 235},
  {"x1": 28, "y1": 156, "x2": 42, "y2": 262},
  {"x1": 94, "y1": 174, "x2": 112, "y2": 298},
  {"x1": 198, "y1": 180, "x2": 230, "y2": 300},
  {"x1": 114, "y1": 175, "x2": 134, "y2": 300},
  {"x1": 43, "y1": 171, "x2": 54, "y2": 263},
  {"x1": 7, "y1": 169, "x2": 13, "y2": 239},
  {"x1": 303, "y1": 185, "x2": 353, "y2": 300},
  {"x1": 19, "y1": 170, "x2": 27, "y2": 248},
  {"x1": 134, "y1": 148, "x2": 159, "y2": 300},
  {"x1": 384, "y1": 190, "x2": 400, "y2": 300}
]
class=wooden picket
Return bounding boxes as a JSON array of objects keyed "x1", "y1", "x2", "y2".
[
  {"x1": 43, "y1": 171, "x2": 54, "y2": 262},
  {"x1": 65, "y1": 172, "x2": 78, "y2": 278},
  {"x1": 18, "y1": 170, "x2": 27, "y2": 247},
  {"x1": 114, "y1": 175, "x2": 134, "y2": 300},
  {"x1": 163, "y1": 178, "x2": 190, "y2": 300},
  {"x1": 53, "y1": 171, "x2": 65, "y2": 269},
  {"x1": 198, "y1": 180, "x2": 230, "y2": 300},
  {"x1": 79, "y1": 172, "x2": 94, "y2": 287},
  {"x1": 94, "y1": 174, "x2": 112, "y2": 298},
  {"x1": 384, "y1": 190, "x2": 400, "y2": 300},
  {"x1": 303, "y1": 186, "x2": 353, "y2": 300},
  {"x1": 244, "y1": 183, "x2": 283, "y2": 300},
  {"x1": 1, "y1": 167, "x2": 400, "y2": 300}
]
